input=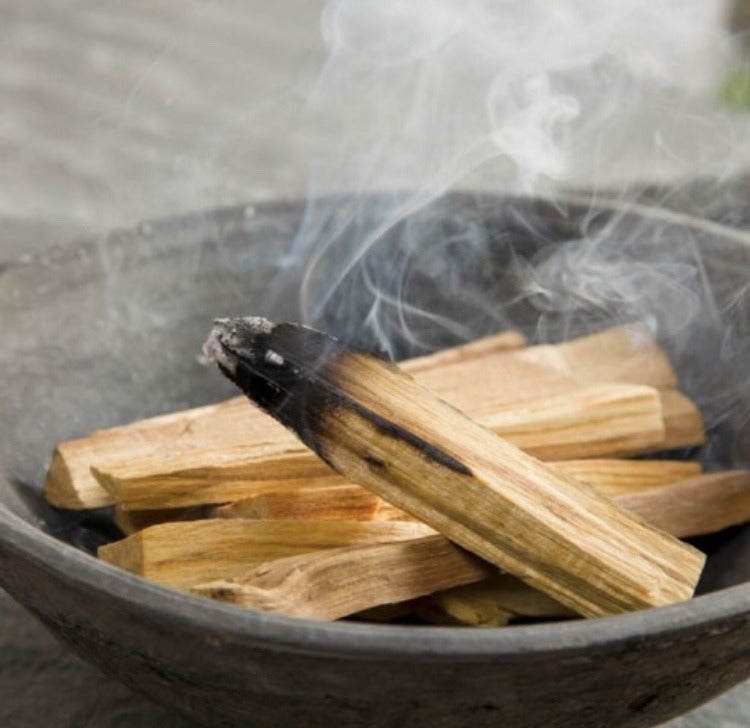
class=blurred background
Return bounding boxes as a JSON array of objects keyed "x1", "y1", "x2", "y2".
[{"x1": 2, "y1": 1, "x2": 750, "y2": 725}]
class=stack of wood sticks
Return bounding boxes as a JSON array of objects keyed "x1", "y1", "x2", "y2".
[{"x1": 44, "y1": 320, "x2": 750, "y2": 625}]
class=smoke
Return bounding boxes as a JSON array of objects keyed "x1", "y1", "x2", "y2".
[{"x1": 275, "y1": 0, "x2": 750, "y2": 359}]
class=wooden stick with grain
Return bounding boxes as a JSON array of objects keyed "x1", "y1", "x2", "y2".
[
  {"x1": 201, "y1": 316, "x2": 705, "y2": 617},
  {"x1": 98, "y1": 518, "x2": 433, "y2": 591},
  {"x1": 91, "y1": 382, "x2": 668, "y2": 511}
]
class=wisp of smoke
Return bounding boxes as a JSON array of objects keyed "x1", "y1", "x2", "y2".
[{"x1": 270, "y1": 0, "x2": 750, "y2": 364}]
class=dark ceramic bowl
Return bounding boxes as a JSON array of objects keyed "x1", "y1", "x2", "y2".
[{"x1": 1, "y1": 193, "x2": 750, "y2": 728}]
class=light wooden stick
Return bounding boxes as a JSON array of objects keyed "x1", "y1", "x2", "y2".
[
  {"x1": 201, "y1": 317, "x2": 704, "y2": 617},
  {"x1": 554, "y1": 459, "x2": 701, "y2": 495},
  {"x1": 113, "y1": 506, "x2": 207, "y2": 536},
  {"x1": 92, "y1": 382, "x2": 667, "y2": 511},
  {"x1": 108, "y1": 459, "x2": 703, "y2": 534},
  {"x1": 98, "y1": 519, "x2": 433, "y2": 591},
  {"x1": 192, "y1": 535, "x2": 495, "y2": 620},
  {"x1": 45, "y1": 323, "x2": 678, "y2": 510},
  {"x1": 422, "y1": 575, "x2": 573, "y2": 626},
  {"x1": 616, "y1": 471, "x2": 750, "y2": 538}
]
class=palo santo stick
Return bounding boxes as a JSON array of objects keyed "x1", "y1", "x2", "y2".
[
  {"x1": 93, "y1": 382, "x2": 666, "y2": 511},
  {"x1": 210, "y1": 459, "x2": 703, "y2": 526},
  {"x1": 98, "y1": 519, "x2": 433, "y2": 591},
  {"x1": 423, "y1": 574, "x2": 574, "y2": 626},
  {"x1": 403, "y1": 330, "x2": 527, "y2": 372},
  {"x1": 202, "y1": 317, "x2": 705, "y2": 617},
  {"x1": 416, "y1": 322, "x2": 677, "y2": 412},
  {"x1": 616, "y1": 471, "x2": 750, "y2": 538},
  {"x1": 113, "y1": 505, "x2": 207, "y2": 536},
  {"x1": 553, "y1": 459, "x2": 702, "y2": 496},
  {"x1": 659, "y1": 390, "x2": 707, "y2": 450},
  {"x1": 192, "y1": 535, "x2": 495, "y2": 620},
  {"x1": 45, "y1": 323, "x2": 676, "y2": 510}
]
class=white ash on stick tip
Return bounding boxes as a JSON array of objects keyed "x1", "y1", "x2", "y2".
[{"x1": 202, "y1": 316, "x2": 277, "y2": 374}]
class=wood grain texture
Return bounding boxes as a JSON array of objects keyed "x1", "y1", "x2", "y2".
[
  {"x1": 98, "y1": 518, "x2": 433, "y2": 590},
  {"x1": 192, "y1": 535, "x2": 495, "y2": 620}
]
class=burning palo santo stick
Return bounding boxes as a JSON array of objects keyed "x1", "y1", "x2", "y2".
[
  {"x1": 98, "y1": 518, "x2": 433, "y2": 591},
  {"x1": 202, "y1": 317, "x2": 705, "y2": 617},
  {"x1": 45, "y1": 323, "x2": 684, "y2": 511},
  {"x1": 92, "y1": 382, "x2": 668, "y2": 511},
  {"x1": 192, "y1": 535, "x2": 495, "y2": 620}
]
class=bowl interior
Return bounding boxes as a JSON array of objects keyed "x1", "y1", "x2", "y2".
[{"x1": 1, "y1": 191, "x2": 750, "y2": 592}]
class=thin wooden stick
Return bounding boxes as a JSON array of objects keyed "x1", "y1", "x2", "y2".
[
  {"x1": 192, "y1": 535, "x2": 495, "y2": 620},
  {"x1": 616, "y1": 471, "x2": 750, "y2": 538},
  {"x1": 98, "y1": 519, "x2": 433, "y2": 591},
  {"x1": 108, "y1": 459, "x2": 705, "y2": 534},
  {"x1": 92, "y1": 382, "x2": 667, "y2": 511},
  {"x1": 421, "y1": 575, "x2": 573, "y2": 626},
  {"x1": 553, "y1": 459, "x2": 701, "y2": 496},
  {"x1": 201, "y1": 317, "x2": 704, "y2": 617}
]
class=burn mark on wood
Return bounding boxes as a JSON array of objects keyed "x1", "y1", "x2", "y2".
[
  {"x1": 206, "y1": 317, "x2": 472, "y2": 477},
  {"x1": 345, "y1": 400, "x2": 473, "y2": 477},
  {"x1": 363, "y1": 455, "x2": 386, "y2": 471}
]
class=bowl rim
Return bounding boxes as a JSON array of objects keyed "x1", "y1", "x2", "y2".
[{"x1": 2, "y1": 191, "x2": 750, "y2": 660}]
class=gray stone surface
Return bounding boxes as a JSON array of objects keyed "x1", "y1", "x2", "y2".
[{"x1": 2, "y1": 2, "x2": 750, "y2": 725}]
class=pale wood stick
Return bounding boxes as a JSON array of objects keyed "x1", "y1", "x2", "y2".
[
  {"x1": 658, "y1": 390, "x2": 707, "y2": 450},
  {"x1": 202, "y1": 317, "x2": 704, "y2": 617},
  {"x1": 422, "y1": 575, "x2": 574, "y2": 626},
  {"x1": 210, "y1": 459, "x2": 703, "y2": 525},
  {"x1": 417, "y1": 322, "x2": 677, "y2": 411},
  {"x1": 553, "y1": 459, "x2": 701, "y2": 496},
  {"x1": 98, "y1": 519, "x2": 433, "y2": 591},
  {"x1": 192, "y1": 535, "x2": 495, "y2": 620},
  {"x1": 403, "y1": 330, "x2": 527, "y2": 372},
  {"x1": 616, "y1": 471, "x2": 750, "y2": 538},
  {"x1": 477, "y1": 383, "x2": 665, "y2": 460},
  {"x1": 92, "y1": 382, "x2": 666, "y2": 511},
  {"x1": 423, "y1": 471, "x2": 750, "y2": 626},
  {"x1": 44, "y1": 323, "x2": 676, "y2": 510}
]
